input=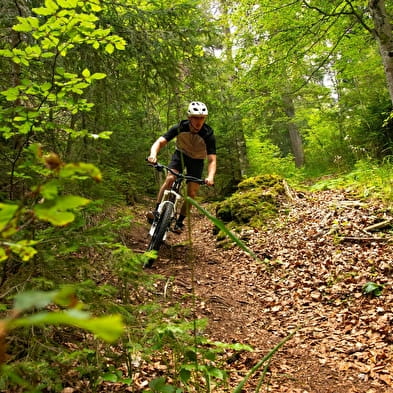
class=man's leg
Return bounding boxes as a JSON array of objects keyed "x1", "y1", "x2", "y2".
[
  {"x1": 157, "y1": 173, "x2": 176, "y2": 204},
  {"x1": 173, "y1": 154, "x2": 203, "y2": 232},
  {"x1": 180, "y1": 181, "x2": 200, "y2": 216},
  {"x1": 147, "y1": 173, "x2": 177, "y2": 223},
  {"x1": 173, "y1": 182, "x2": 200, "y2": 232}
]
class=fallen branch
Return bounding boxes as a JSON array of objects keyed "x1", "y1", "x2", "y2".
[
  {"x1": 365, "y1": 219, "x2": 393, "y2": 232},
  {"x1": 340, "y1": 236, "x2": 389, "y2": 243},
  {"x1": 337, "y1": 200, "x2": 365, "y2": 208},
  {"x1": 283, "y1": 179, "x2": 297, "y2": 201}
]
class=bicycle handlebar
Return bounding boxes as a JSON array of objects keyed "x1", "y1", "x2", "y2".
[{"x1": 147, "y1": 161, "x2": 206, "y2": 185}]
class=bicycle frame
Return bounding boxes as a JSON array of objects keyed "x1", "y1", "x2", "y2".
[
  {"x1": 148, "y1": 186, "x2": 181, "y2": 239},
  {"x1": 146, "y1": 162, "x2": 205, "y2": 263}
]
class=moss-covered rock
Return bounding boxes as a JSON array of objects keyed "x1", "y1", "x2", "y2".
[
  {"x1": 215, "y1": 174, "x2": 286, "y2": 230},
  {"x1": 237, "y1": 174, "x2": 284, "y2": 191}
]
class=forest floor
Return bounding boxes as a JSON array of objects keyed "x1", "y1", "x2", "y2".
[{"x1": 127, "y1": 188, "x2": 393, "y2": 393}]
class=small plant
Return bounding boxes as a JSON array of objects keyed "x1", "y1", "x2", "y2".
[
  {"x1": 145, "y1": 377, "x2": 183, "y2": 393},
  {"x1": 362, "y1": 281, "x2": 384, "y2": 297}
]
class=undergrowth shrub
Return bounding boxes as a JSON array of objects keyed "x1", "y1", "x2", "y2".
[
  {"x1": 1, "y1": 197, "x2": 256, "y2": 393},
  {"x1": 309, "y1": 158, "x2": 393, "y2": 202},
  {"x1": 245, "y1": 137, "x2": 302, "y2": 182}
]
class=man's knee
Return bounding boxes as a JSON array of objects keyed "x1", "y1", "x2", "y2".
[
  {"x1": 187, "y1": 183, "x2": 200, "y2": 199},
  {"x1": 164, "y1": 175, "x2": 176, "y2": 188}
]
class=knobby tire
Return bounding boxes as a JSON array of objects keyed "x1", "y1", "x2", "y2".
[{"x1": 147, "y1": 201, "x2": 174, "y2": 253}]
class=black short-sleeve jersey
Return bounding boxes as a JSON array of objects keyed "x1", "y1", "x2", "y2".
[{"x1": 162, "y1": 120, "x2": 216, "y2": 160}]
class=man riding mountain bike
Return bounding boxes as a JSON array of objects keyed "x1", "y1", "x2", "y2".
[{"x1": 147, "y1": 101, "x2": 217, "y2": 233}]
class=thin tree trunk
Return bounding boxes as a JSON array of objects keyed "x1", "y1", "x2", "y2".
[
  {"x1": 235, "y1": 127, "x2": 248, "y2": 178},
  {"x1": 369, "y1": 0, "x2": 393, "y2": 105},
  {"x1": 282, "y1": 95, "x2": 304, "y2": 168},
  {"x1": 220, "y1": 0, "x2": 249, "y2": 178}
]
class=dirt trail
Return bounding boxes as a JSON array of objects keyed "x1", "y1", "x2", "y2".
[{"x1": 132, "y1": 189, "x2": 393, "y2": 393}]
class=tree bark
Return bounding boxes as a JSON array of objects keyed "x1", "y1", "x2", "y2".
[
  {"x1": 282, "y1": 94, "x2": 305, "y2": 167},
  {"x1": 369, "y1": 0, "x2": 393, "y2": 105},
  {"x1": 219, "y1": 0, "x2": 249, "y2": 178}
]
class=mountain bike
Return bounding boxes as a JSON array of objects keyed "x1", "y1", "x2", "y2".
[{"x1": 145, "y1": 162, "x2": 205, "y2": 267}]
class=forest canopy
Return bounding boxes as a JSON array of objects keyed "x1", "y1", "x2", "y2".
[{"x1": 1, "y1": 0, "x2": 393, "y2": 202}]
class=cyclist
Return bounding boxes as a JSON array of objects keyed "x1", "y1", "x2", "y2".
[{"x1": 147, "y1": 101, "x2": 217, "y2": 233}]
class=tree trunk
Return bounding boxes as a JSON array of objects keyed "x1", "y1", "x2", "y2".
[
  {"x1": 282, "y1": 95, "x2": 305, "y2": 167},
  {"x1": 369, "y1": 0, "x2": 393, "y2": 105},
  {"x1": 219, "y1": 0, "x2": 249, "y2": 178},
  {"x1": 235, "y1": 126, "x2": 248, "y2": 178}
]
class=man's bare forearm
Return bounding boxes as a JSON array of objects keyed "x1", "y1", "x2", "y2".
[{"x1": 148, "y1": 137, "x2": 167, "y2": 163}]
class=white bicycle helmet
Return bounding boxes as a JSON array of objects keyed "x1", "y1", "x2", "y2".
[{"x1": 187, "y1": 101, "x2": 208, "y2": 116}]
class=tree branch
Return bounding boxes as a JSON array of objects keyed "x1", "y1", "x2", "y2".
[
  {"x1": 344, "y1": 0, "x2": 375, "y2": 35},
  {"x1": 290, "y1": 23, "x2": 351, "y2": 94},
  {"x1": 302, "y1": 0, "x2": 352, "y2": 17}
]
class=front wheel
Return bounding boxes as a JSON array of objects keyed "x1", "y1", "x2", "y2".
[{"x1": 146, "y1": 202, "x2": 174, "y2": 265}]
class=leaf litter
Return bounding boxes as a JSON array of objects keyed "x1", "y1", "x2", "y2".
[{"x1": 144, "y1": 188, "x2": 393, "y2": 393}]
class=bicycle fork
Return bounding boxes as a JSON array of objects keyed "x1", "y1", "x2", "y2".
[{"x1": 149, "y1": 190, "x2": 182, "y2": 238}]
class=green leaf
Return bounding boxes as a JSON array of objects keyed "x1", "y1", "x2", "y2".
[
  {"x1": 32, "y1": 7, "x2": 54, "y2": 16},
  {"x1": 42, "y1": 82, "x2": 52, "y2": 91},
  {"x1": 57, "y1": 195, "x2": 90, "y2": 209},
  {"x1": 13, "y1": 290, "x2": 57, "y2": 312},
  {"x1": 53, "y1": 285, "x2": 79, "y2": 307},
  {"x1": 39, "y1": 180, "x2": 59, "y2": 199},
  {"x1": 16, "y1": 121, "x2": 33, "y2": 134},
  {"x1": 149, "y1": 377, "x2": 176, "y2": 393},
  {"x1": 90, "y1": 72, "x2": 106, "y2": 80},
  {"x1": 1, "y1": 87, "x2": 20, "y2": 101},
  {"x1": 0, "y1": 126, "x2": 12, "y2": 139},
  {"x1": 105, "y1": 43, "x2": 114, "y2": 54},
  {"x1": 41, "y1": 51, "x2": 55, "y2": 58},
  {"x1": 213, "y1": 341, "x2": 253, "y2": 352},
  {"x1": 206, "y1": 366, "x2": 226, "y2": 379},
  {"x1": 57, "y1": 0, "x2": 78, "y2": 8},
  {"x1": 14, "y1": 287, "x2": 78, "y2": 311},
  {"x1": 25, "y1": 17, "x2": 40, "y2": 30},
  {"x1": 179, "y1": 368, "x2": 191, "y2": 383},
  {"x1": 89, "y1": 131, "x2": 112, "y2": 140},
  {"x1": 10, "y1": 310, "x2": 124, "y2": 342},
  {"x1": 13, "y1": 17, "x2": 34, "y2": 32},
  {"x1": 0, "y1": 247, "x2": 8, "y2": 262},
  {"x1": 34, "y1": 195, "x2": 90, "y2": 226},
  {"x1": 44, "y1": 0, "x2": 59, "y2": 12},
  {"x1": 204, "y1": 350, "x2": 216, "y2": 361},
  {"x1": 0, "y1": 203, "x2": 19, "y2": 232},
  {"x1": 0, "y1": 49, "x2": 14, "y2": 57},
  {"x1": 114, "y1": 40, "x2": 126, "y2": 50},
  {"x1": 362, "y1": 281, "x2": 384, "y2": 297},
  {"x1": 82, "y1": 68, "x2": 91, "y2": 78},
  {"x1": 184, "y1": 349, "x2": 197, "y2": 361},
  {"x1": 60, "y1": 163, "x2": 102, "y2": 182},
  {"x1": 83, "y1": 0, "x2": 102, "y2": 12},
  {"x1": 102, "y1": 373, "x2": 119, "y2": 383},
  {"x1": 10, "y1": 240, "x2": 38, "y2": 261},
  {"x1": 27, "y1": 143, "x2": 43, "y2": 159}
]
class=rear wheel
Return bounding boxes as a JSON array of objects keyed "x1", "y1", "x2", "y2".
[{"x1": 145, "y1": 202, "x2": 174, "y2": 266}]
